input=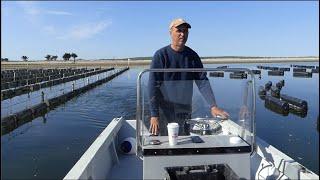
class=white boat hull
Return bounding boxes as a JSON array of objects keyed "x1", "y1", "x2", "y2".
[{"x1": 64, "y1": 118, "x2": 319, "y2": 180}]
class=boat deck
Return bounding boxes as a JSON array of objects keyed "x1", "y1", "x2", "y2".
[
  {"x1": 64, "y1": 118, "x2": 319, "y2": 180},
  {"x1": 110, "y1": 119, "x2": 318, "y2": 180},
  {"x1": 108, "y1": 152, "x2": 273, "y2": 180},
  {"x1": 109, "y1": 153, "x2": 143, "y2": 179}
]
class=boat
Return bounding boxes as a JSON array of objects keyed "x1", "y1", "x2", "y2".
[{"x1": 64, "y1": 68, "x2": 319, "y2": 180}]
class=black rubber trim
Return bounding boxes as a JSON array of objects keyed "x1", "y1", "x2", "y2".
[{"x1": 143, "y1": 146, "x2": 251, "y2": 156}]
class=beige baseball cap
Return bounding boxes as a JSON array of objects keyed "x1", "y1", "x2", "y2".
[{"x1": 169, "y1": 18, "x2": 191, "y2": 30}]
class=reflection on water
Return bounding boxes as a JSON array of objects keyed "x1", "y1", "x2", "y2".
[
  {"x1": 1, "y1": 70, "x2": 138, "y2": 179},
  {"x1": 289, "y1": 108, "x2": 307, "y2": 118},
  {"x1": 1, "y1": 63, "x2": 319, "y2": 179}
]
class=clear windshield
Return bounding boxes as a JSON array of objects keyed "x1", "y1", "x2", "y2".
[{"x1": 136, "y1": 68, "x2": 256, "y2": 158}]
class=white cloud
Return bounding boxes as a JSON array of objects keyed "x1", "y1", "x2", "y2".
[
  {"x1": 58, "y1": 20, "x2": 112, "y2": 40},
  {"x1": 16, "y1": 2, "x2": 111, "y2": 40},
  {"x1": 17, "y1": 1, "x2": 41, "y2": 23},
  {"x1": 17, "y1": 1, "x2": 40, "y2": 15},
  {"x1": 46, "y1": 10, "x2": 73, "y2": 16},
  {"x1": 43, "y1": 25, "x2": 56, "y2": 34},
  {"x1": 18, "y1": 2, "x2": 72, "y2": 18}
]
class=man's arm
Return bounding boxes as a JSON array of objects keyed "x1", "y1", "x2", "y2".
[
  {"x1": 148, "y1": 54, "x2": 163, "y2": 117},
  {"x1": 148, "y1": 53, "x2": 163, "y2": 135},
  {"x1": 194, "y1": 72, "x2": 217, "y2": 107},
  {"x1": 195, "y1": 74, "x2": 230, "y2": 119},
  {"x1": 193, "y1": 56, "x2": 230, "y2": 119},
  {"x1": 239, "y1": 81, "x2": 250, "y2": 119}
]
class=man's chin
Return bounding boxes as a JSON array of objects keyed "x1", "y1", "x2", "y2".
[{"x1": 178, "y1": 42, "x2": 186, "y2": 46}]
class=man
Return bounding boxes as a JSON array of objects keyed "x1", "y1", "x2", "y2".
[{"x1": 148, "y1": 18, "x2": 229, "y2": 136}]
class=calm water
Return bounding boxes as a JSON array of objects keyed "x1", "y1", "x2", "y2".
[
  {"x1": 1, "y1": 71, "x2": 114, "y2": 118},
  {"x1": 1, "y1": 62, "x2": 319, "y2": 179}
]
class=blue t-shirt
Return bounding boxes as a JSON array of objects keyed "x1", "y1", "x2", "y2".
[{"x1": 148, "y1": 45, "x2": 217, "y2": 117}]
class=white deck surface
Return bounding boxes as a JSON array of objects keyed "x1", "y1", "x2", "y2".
[
  {"x1": 64, "y1": 119, "x2": 319, "y2": 180},
  {"x1": 108, "y1": 154, "x2": 143, "y2": 179}
]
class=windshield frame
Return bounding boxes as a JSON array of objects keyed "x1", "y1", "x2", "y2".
[{"x1": 136, "y1": 68, "x2": 256, "y2": 159}]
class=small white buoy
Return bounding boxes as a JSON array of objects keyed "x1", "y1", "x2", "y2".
[
  {"x1": 120, "y1": 137, "x2": 136, "y2": 154},
  {"x1": 229, "y1": 136, "x2": 242, "y2": 144}
]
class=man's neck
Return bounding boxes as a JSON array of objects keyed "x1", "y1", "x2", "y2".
[{"x1": 171, "y1": 44, "x2": 185, "y2": 52}]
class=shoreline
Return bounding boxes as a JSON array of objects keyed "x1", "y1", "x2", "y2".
[{"x1": 1, "y1": 57, "x2": 318, "y2": 69}]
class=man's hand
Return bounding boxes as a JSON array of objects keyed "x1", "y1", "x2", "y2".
[
  {"x1": 149, "y1": 117, "x2": 160, "y2": 135},
  {"x1": 211, "y1": 106, "x2": 230, "y2": 120},
  {"x1": 239, "y1": 105, "x2": 250, "y2": 120}
]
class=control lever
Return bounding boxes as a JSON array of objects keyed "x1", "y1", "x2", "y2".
[{"x1": 191, "y1": 136, "x2": 204, "y2": 143}]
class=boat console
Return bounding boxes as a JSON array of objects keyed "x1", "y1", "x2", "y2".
[{"x1": 136, "y1": 68, "x2": 256, "y2": 180}]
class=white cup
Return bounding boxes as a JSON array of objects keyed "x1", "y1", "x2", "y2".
[{"x1": 167, "y1": 123, "x2": 179, "y2": 146}]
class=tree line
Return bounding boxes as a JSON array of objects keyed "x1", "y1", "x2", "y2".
[{"x1": 1, "y1": 53, "x2": 78, "y2": 62}]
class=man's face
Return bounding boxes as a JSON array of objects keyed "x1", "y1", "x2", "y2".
[{"x1": 170, "y1": 25, "x2": 189, "y2": 46}]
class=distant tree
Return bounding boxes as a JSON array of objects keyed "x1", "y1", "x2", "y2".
[
  {"x1": 21, "y1": 56, "x2": 28, "y2": 61},
  {"x1": 62, "y1": 53, "x2": 71, "y2": 61},
  {"x1": 1, "y1": 58, "x2": 9, "y2": 62},
  {"x1": 45, "y1": 54, "x2": 51, "y2": 61},
  {"x1": 51, "y1": 55, "x2": 58, "y2": 61},
  {"x1": 71, "y1": 53, "x2": 78, "y2": 63}
]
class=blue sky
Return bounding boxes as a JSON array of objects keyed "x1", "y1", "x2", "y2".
[{"x1": 1, "y1": 1, "x2": 319, "y2": 60}]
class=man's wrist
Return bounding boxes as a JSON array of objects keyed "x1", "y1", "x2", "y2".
[
  {"x1": 150, "y1": 112, "x2": 159, "y2": 117},
  {"x1": 211, "y1": 105, "x2": 217, "y2": 110}
]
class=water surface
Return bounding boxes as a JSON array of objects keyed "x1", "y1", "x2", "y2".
[{"x1": 1, "y1": 63, "x2": 318, "y2": 179}]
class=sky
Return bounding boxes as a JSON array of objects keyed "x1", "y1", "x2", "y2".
[{"x1": 1, "y1": 1, "x2": 319, "y2": 60}]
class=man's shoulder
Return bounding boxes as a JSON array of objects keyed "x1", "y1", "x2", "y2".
[
  {"x1": 151, "y1": 45, "x2": 170, "y2": 66},
  {"x1": 185, "y1": 46, "x2": 198, "y2": 55},
  {"x1": 154, "y1": 45, "x2": 170, "y2": 55}
]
